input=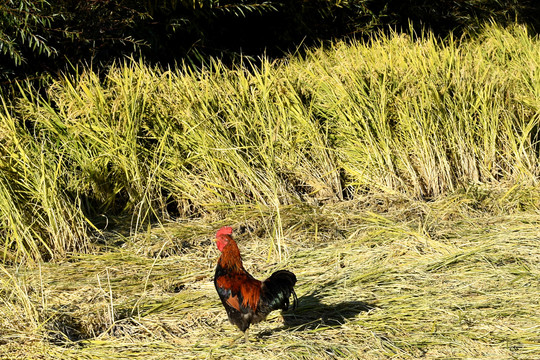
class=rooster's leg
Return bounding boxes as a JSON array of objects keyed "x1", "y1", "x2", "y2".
[{"x1": 244, "y1": 328, "x2": 249, "y2": 343}]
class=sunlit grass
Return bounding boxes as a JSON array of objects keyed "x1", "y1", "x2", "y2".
[
  {"x1": 0, "y1": 201, "x2": 538, "y2": 359},
  {"x1": 1, "y1": 24, "x2": 539, "y2": 262}
]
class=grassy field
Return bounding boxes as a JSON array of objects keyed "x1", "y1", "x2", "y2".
[
  {"x1": 1, "y1": 201, "x2": 539, "y2": 359},
  {"x1": 1, "y1": 23, "x2": 540, "y2": 358},
  {"x1": 2, "y1": 24, "x2": 540, "y2": 263}
]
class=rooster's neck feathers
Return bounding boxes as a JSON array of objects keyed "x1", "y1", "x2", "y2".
[{"x1": 218, "y1": 235, "x2": 243, "y2": 272}]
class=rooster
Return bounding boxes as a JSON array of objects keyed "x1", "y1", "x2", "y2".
[{"x1": 213, "y1": 226, "x2": 297, "y2": 342}]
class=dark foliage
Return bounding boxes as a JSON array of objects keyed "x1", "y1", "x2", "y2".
[{"x1": 1, "y1": 0, "x2": 539, "y2": 82}]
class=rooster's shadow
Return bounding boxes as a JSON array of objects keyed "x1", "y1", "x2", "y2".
[{"x1": 259, "y1": 291, "x2": 375, "y2": 336}]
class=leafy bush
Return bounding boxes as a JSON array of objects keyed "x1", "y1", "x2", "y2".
[
  {"x1": 0, "y1": 0, "x2": 55, "y2": 66},
  {"x1": 2, "y1": 0, "x2": 539, "y2": 81}
]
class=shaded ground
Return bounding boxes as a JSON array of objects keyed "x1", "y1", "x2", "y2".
[{"x1": 1, "y1": 201, "x2": 539, "y2": 359}]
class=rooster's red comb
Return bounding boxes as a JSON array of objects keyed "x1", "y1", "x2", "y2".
[{"x1": 216, "y1": 226, "x2": 233, "y2": 237}]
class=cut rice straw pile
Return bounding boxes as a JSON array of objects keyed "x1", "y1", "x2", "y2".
[{"x1": 1, "y1": 199, "x2": 539, "y2": 359}]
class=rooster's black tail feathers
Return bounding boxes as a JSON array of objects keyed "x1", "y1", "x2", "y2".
[{"x1": 261, "y1": 270, "x2": 297, "y2": 312}]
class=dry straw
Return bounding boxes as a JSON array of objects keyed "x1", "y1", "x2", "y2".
[{"x1": 0, "y1": 23, "x2": 539, "y2": 358}]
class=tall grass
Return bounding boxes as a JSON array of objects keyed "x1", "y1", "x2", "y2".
[
  {"x1": 305, "y1": 27, "x2": 540, "y2": 197},
  {"x1": 1, "y1": 24, "x2": 539, "y2": 262}
]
